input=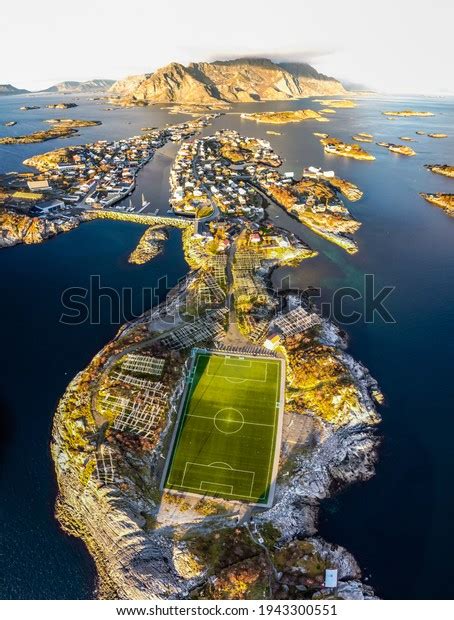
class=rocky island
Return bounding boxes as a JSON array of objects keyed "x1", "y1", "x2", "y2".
[
  {"x1": 263, "y1": 174, "x2": 362, "y2": 253},
  {"x1": 382, "y1": 110, "x2": 434, "y2": 117},
  {"x1": 420, "y1": 193, "x2": 454, "y2": 215},
  {"x1": 317, "y1": 135, "x2": 375, "y2": 161},
  {"x1": 428, "y1": 133, "x2": 448, "y2": 139},
  {"x1": 313, "y1": 99, "x2": 357, "y2": 108},
  {"x1": 425, "y1": 164, "x2": 454, "y2": 178},
  {"x1": 46, "y1": 102, "x2": 78, "y2": 109},
  {"x1": 377, "y1": 142, "x2": 416, "y2": 156},
  {"x1": 0, "y1": 210, "x2": 84, "y2": 248},
  {"x1": 352, "y1": 133, "x2": 373, "y2": 143},
  {"x1": 128, "y1": 227, "x2": 168, "y2": 264},
  {"x1": 166, "y1": 103, "x2": 230, "y2": 115},
  {"x1": 241, "y1": 110, "x2": 329, "y2": 124},
  {"x1": 328, "y1": 175, "x2": 363, "y2": 201},
  {"x1": 0, "y1": 119, "x2": 101, "y2": 144}
]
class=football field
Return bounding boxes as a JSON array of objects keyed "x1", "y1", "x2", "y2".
[{"x1": 163, "y1": 350, "x2": 284, "y2": 505}]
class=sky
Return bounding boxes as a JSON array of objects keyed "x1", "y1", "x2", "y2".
[{"x1": 2, "y1": 0, "x2": 453, "y2": 94}]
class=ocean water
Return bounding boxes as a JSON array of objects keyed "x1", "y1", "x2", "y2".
[{"x1": 0, "y1": 93, "x2": 453, "y2": 599}]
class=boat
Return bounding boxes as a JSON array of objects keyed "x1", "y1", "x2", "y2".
[
  {"x1": 135, "y1": 193, "x2": 151, "y2": 213},
  {"x1": 141, "y1": 193, "x2": 150, "y2": 209}
]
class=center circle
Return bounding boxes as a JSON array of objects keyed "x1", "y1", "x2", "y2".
[{"x1": 214, "y1": 408, "x2": 245, "y2": 434}]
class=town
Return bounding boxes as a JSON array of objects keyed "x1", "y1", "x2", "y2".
[
  {"x1": 0, "y1": 114, "x2": 222, "y2": 220},
  {"x1": 1, "y1": 122, "x2": 363, "y2": 256},
  {"x1": 169, "y1": 129, "x2": 362, "y2": 253}
]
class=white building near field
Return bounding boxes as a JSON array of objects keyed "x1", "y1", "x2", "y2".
[{"x1": 324, "y1": 569, "x2": 338, "y2": 588}]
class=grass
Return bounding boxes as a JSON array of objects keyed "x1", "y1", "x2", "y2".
[{"x1": 164, "y1": 351, "x2": 283, "y2": 505}]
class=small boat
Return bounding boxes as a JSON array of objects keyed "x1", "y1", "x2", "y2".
[
  {"x1": 141, "y1": 193, "x2": 150, "y2": 208},
  {"x1": 134, "y1": 193, "x2": 151, "y2": 213}
]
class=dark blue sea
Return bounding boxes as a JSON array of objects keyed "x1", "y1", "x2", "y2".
[{"x1": 0, "y1": 93, "x2": 453, "y2": 599}]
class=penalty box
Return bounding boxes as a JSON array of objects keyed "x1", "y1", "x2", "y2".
[
  {"x1": 182, "y1": 462, "x2": 256, "y2": 499},
  {"x1": 205, "y1": 354, "x2": 269, "y2": 383}
]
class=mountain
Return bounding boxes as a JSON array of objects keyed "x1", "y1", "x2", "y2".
[
  {"x1": 109, "y1": 74, "x2": 151, "y2": 97},
  {"x1": 42, "y1": 79, "x2": 115, "y2": 94},
  {"x1": 109, "y1": 58, "x2": 347, "y2": 105},
  {"x1": 0, "y1": 84, "x2": 30, "y2": 96}
]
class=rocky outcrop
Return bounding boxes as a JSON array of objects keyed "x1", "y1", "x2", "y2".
[
  {"x1": 382, "y1": 110, "x2": 434, "y2": 117},
  {"x1": 24, "y1": 147, "x2": 74, "y2": 171},
  {"x1": 352, "y1": 133, "x2": 373, "y2": 143},
  {"x1": 0, "y1": 119, "x2": 101, "y2": 144},
  {"x1": 109, "y1": 58, "x2": 347, "y2": 105},
  {"x1": 313, "y1": 99, "x2": 357, "y2": 108},
  {"x1": 425, "y1": 164, "x2": 454, "y2": 178},
  {"x1": 420, "y1": 192, "x2": 454, "y2": 216},
  {"x1": 327, "y1": 176, "x2": 363, "y2": 201},
  {"x1": 128, "y1": 226, "x2": 168, "y2": 264},
  {"x1": 377, "y1": 142, "x2": 416, "y2": 157},
  {"x1": 46, "y1": 102, "x2": 78, "y2": 109},
  {"x1": 241, "y1": 109, "x2": 328, "y2": 124},
  {"x1": 318, "y1": 135, "x2": 375, "y2": 161},
  {"x1": 0, "y1": 211, "x2": 82, "y2": 248}
]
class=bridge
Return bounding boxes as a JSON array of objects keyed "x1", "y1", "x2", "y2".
[{"x1": 85, "y1": 209, "x2": 194, "y2": 229}]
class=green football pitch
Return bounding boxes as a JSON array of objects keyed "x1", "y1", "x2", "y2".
[{"x1": 163, "y1": 350, "x2": 284, "y2": 505}]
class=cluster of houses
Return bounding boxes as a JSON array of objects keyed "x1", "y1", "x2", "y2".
[
  {"x1": 170, "y1": 130, "x2": 284, "y2": 219},
  {"x1": 13, "y1": 115, "x2": 219, "y2": 215},
  {"x1": 254, "y1": 165, "x2": 349, "y2": 216},
  {"x1": 170, "y1": 140, "x2": 214, "y2": 216},
  {"x1": 26, "y1": 134, "x2": 163, "y2": 210}
]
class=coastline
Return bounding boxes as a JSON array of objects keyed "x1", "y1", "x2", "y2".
[
  {"x1": 51, "y1": 297, "x2": 381, "y2": 600},
  {"x1": 50, "y1": 200, "x2": 382, "y2": 599}
]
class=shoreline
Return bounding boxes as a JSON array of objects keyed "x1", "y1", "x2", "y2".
[
  {"x1": 50, "y1": 195, "x2": 381, "y2": 599},
  {"x1": 51, "y1": 293, "x2": 381, "y2": 600}
]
